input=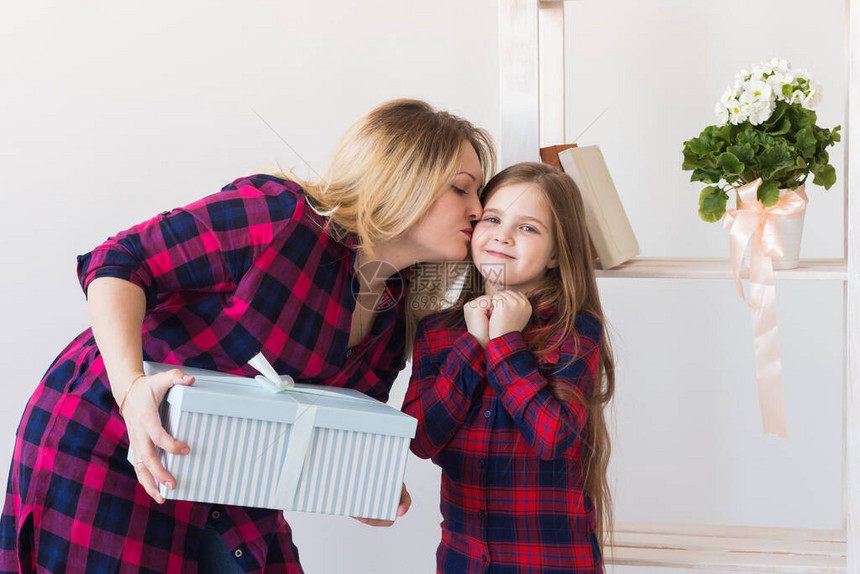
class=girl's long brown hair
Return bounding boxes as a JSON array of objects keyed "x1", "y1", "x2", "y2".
[{"x1": 451, "y1": 162, "x2": 616, "y2": 554}]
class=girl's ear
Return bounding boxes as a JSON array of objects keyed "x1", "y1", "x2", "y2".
[{"x1": 547, "y1": 250, "x2": 559, "y2": 269}]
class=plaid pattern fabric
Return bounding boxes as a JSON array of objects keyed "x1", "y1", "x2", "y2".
[
  {"x1": 1, "y1": 174, "x2": 406, "y2": 573},
  {"x1": 402, "y1": 311, "x2": 603, "y2": 574}
]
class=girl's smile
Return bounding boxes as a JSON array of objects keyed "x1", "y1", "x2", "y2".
[{"x1": 471, "y1": 182, "x2": 558, "y2": 294}]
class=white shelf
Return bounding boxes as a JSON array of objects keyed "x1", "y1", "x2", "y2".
[
  {"x1": 608, "y1": 522, "x2": 847, "y2": 573},
  {"x1": 499, "y1": 0, "x2": 857, "y2": 571},
  {"x1": 594, "y1": 258, "x2": 848, "y2": 281}
]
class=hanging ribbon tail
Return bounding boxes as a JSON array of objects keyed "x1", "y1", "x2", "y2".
[
  {"x1": 725, "y1": 210, "x2": 758, "y2": 306},
  {"x1": 749, "y1": 235, "x2": 787, "y2": 437},
  {"x1": 723, "y1": 178, "x2": 763, "y2": 306},
  {"x1": 722, "y1": 178, "x2": 796, "y2": 436}
]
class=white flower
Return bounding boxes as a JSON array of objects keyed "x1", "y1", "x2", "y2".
[
  {"x1": 728, "y1": 101, "x2": 749, "y2": 125},
  {"x1": 739, "y1": 79, "x2": 773, "y2": 105},
  {"x1": 711, "y1": 58, "x2": 823, "y2": 124},
  {"x1": 714, "y1": 101, "x2": 729, "y2": 125},
  {"x1": 712, "y1": 87, "x2": 738, "y2": 125},
  {"x1": 794, "y1": 68, "x2": 811, "y2": 82},
  {"x1": 747, "y1": 100, "x2": 774, "y2": 125},
  {"x1": 766, "y1": 71, "x2": 794, "y2": 96},
  {"x1": 805, "y1": 84, "x2": 823, "y2": 108},
  {"x1": 718, "y1": 87, "x2": 736, "y2": 106},
  {"x1": 769, "y1": 57, "x2": 790, "y2": 74},
  {"x1": 736, "y1": 79, "x2": 775, "y2": 125}
]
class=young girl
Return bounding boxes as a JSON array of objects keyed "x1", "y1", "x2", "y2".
[{"x1": 402, "y1": 162, "x2": 615, "y2": 574}]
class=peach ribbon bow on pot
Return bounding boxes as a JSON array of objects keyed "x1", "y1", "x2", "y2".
[{"x1": 721, "y1": 178, "x2": 808, "y2": 437}]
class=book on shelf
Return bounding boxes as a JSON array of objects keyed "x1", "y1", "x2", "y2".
[
  {"x1": 556, "y1": 144, "x2": 640, "y2": 270},
  {"x1": 540, "y1": 143, "x2": 600, "y2": 261},
  {"x1": 539, "y1": 143, "x2": 578, "y2": 170}
]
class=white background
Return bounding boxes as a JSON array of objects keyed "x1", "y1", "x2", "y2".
[{"x1": 0, "y1": 1, "x2": 846, "y2": 573}]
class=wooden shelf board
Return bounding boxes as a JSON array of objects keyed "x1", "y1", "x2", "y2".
[
  {"x1": 595, "y1": 258, "x2": 847, "y2": 280},
  {"x1": 607, "y1": 522, "x2": 847, "y2": 573}
]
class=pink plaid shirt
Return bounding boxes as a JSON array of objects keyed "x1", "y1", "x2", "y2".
[{"x1": 1, "y1": 174, "x2": 407, "y2": 573}]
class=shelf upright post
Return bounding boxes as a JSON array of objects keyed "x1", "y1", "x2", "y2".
[
  {"x1": 498, "y1": 0, "x2": 540, "y2": 166},
  {"x1": 845, "y1": 0, "x2": 859, "y2": 571},
  {"x1": 539, "y1": 1, "x2": 565, "y2": 146}
]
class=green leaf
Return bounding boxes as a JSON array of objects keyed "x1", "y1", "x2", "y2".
[
  {"x1": 813, "y1": 148, "x2": 830, "y2": 169},
  {"x1": 763, "y1": 101, "x2": 788, "y2": 128},
  {"x1": 758, "y1": 180, "x2": 780, "y2": 206},
  {"x1": 698, "y1": 186, "x2": 730, "y2": 222},
  {"x1": 717, "y1": 152, "x2": 744, "y2": 175},
  {"x1": 713, "y1": 123, "x2": 733, "y2": 144},
  {"x1": 795, "y1": 126, "x2": 816, "y2": 157},
  {"x1": 758, "y1": 142, "x2": 794, "y2": 179},
  {"x1": 727, "y1": 143, "x2": 755, "y2": 166},
  {"x1": 682, "y1": 147, "x2": 707, "y2": 171},
  {"x1": 736, "y1": 126, "x2": 760, "y2": 149},
  {"x1": 768, "y1": 118, "x2": 792, "y2": 137},
  {"x1": 787, "y1": 105, "x2": 816, "y2": 130},
  {"x1": 685, "y1": 135, "x2": 714, "y2": 157},
  {"x1": 812, "y1": 164, "x2": 837, "y2": 189},
  {"x1": 782, "y1": 84, "x2": 794, "y2": 98},
  {"x1": 691, "y1": 167, "x2": 723, "y2": 184}
]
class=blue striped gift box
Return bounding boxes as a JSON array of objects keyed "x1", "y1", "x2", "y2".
[{"x1": 137, "y1": 364, "x2": 417, "y2": 521}]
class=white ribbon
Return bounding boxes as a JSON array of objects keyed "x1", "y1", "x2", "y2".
[
  {"x1": 272, "y1": 402, "x2": 317, "y2": 509},
  {"x1": 248, "y1": 352, "x2": 295, "y2": 391}
]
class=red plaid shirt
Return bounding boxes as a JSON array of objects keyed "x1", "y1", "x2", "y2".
[
  {"x1": 1, "y1": 174, "x2": 406, "y2": 573},
  {"x1": 402, "y1": 310, "x2": 603, "y2": 574}
]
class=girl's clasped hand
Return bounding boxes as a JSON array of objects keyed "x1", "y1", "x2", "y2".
[{"x1": 464, "y1": 291, "x2": 532, "y2": 349}]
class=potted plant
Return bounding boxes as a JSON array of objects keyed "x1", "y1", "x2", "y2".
[{"x1": 682, "y1": 58, "x2": 841, "y2": 268}]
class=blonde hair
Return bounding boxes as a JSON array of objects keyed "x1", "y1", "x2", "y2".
[
  {"x1": 287, "y1": 99, "x2": 495, "y2": 256},
  {"x1": 449, "y1": 162, "x2": 616, "y2": 558}
]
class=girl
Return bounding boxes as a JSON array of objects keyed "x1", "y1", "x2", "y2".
[
  {"x1": 0, "y1": 99, "x2": 495, "y2": 573},
  {"x1": 403, "y1": 162, "x2": 615, "y2": 574}
]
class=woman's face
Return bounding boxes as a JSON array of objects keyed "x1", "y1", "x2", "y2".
[{"x1": 404, "y1": 142, "x2": 483, "y2": 262}]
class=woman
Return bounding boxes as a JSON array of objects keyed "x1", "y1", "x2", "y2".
[{"x1": 0, "y1": 99, "x2": 495, "y2": 573}]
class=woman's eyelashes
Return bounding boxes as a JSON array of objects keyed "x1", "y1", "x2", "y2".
[{"x1": 452, "y1": 184, "x2": 469, "y2": 195}]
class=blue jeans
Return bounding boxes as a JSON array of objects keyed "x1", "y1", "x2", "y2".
[{"x1": 198, "y1": 524, "x2": 244, "y2": 574}]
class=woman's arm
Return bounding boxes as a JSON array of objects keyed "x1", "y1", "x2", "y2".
[
  {"x1": 401, "y1": 317, "x2": 487, "y2": 459},
  {"x1": 80, "y1": 176, "x2": 301, "y2": 501},
  {"x1": 87, "y1": 276, "x2": 195, "y2": 503}
]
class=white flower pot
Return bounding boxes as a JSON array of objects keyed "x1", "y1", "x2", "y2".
[{"x1": 741, "y1": 186, "x2": 806, "y2": 270}]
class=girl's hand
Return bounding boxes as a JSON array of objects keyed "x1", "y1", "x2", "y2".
[
  {"x1": 352, "y1": 483, "x2": 412, "y2": 527},
  {"x1": 464, "y1": 295, "x2": 493, "y2": 348},
  {"x1": 488, "y1": 291, "x2": 532, "y2": 340},
  {"x1": 122, "y1": 369, "x2": 195, "y2": 503}
]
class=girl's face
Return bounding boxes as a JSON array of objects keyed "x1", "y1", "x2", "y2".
[
  {"x1": 471, "y1": 182, "x2": 558, "y2": 294},
  {"x1": 403, "y1": 142, "x2": 483, "y2": 262}
]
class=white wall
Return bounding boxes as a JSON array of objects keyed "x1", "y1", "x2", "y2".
[{"x1": 0, "y1": 1, "x2": 845, "y2": 573}]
